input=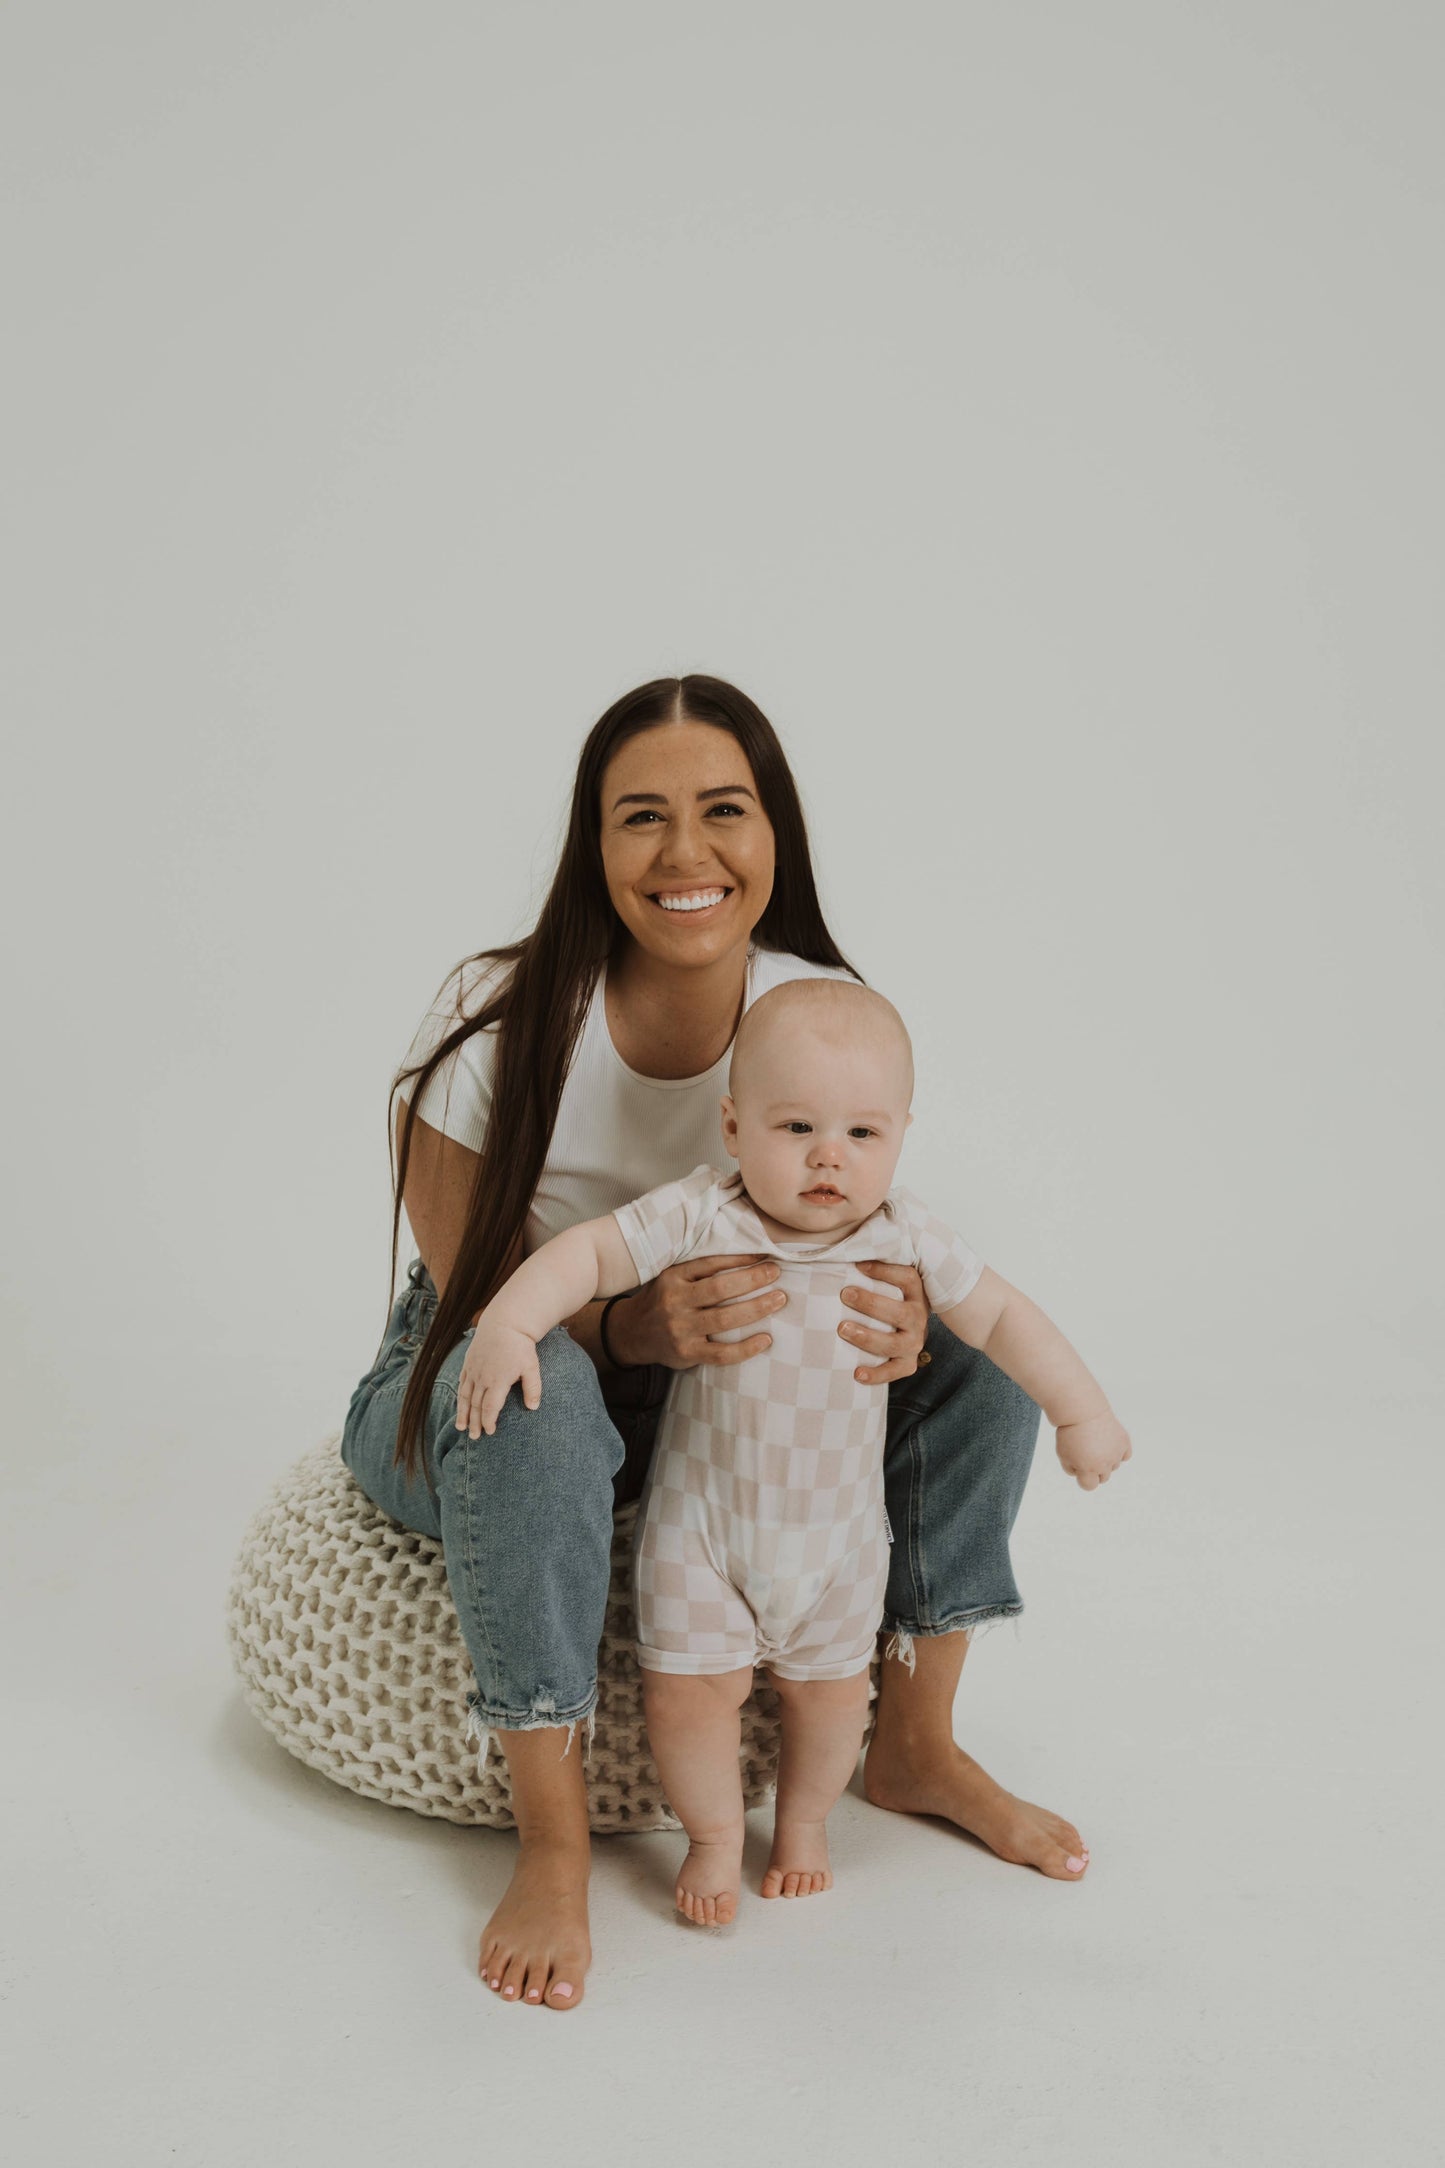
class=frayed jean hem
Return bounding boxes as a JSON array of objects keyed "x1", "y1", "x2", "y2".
[
  {"x1": 880, "y1": 1603, "x2": 1024, "y2": 1676},
  {"x1": 464, "y1": 1687, "x2": 599, "y2": 1770}
]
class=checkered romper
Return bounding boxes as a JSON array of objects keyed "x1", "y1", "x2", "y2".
[{"x1": 612, "y1": 1164, "x2": 986, "y2": 1682}]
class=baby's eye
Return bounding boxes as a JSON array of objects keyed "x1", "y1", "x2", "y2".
[
  {"x1": 849, "y1": 1127, "x2": 876, "y2": 1139},
  {"x1": 783, "y1": 1121, "x2": 812, "y2": 1134}
]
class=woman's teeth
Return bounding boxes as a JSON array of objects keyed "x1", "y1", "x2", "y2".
[{"x1": 651, "y1": 888, "x2": 728, "y2": 913}]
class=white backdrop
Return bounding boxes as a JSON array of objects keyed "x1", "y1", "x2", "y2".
[{"x1": 3, "y1": 6, "x2": 1440, "y2": 2164}]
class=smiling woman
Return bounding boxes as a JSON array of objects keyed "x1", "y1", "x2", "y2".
[{"x1": 336, "y1": 673, "x2": 1072, "y2": 2014}]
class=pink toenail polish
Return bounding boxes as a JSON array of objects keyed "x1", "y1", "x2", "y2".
[
  {"x1": 527, "y1": 1989, "x2": 540, "y2": 2000},
  {"x1": 1066, "y1": 1855, "x2": 1084, "y2": 1871},
  {"x1": 553, "y1": 1983, "x2": 574, "y2": 1998},
  {"x1": 504, "y1": 1985, "x2": 515, "y2": 1996}
]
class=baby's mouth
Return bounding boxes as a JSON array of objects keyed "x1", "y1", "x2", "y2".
[{"x1": 801, "y1": 1185, "x2": 844, "y2": 1202}]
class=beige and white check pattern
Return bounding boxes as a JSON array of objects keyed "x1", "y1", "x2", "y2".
[{"x1": 613, "y1": 1164, "x2": 985, "y2": 1682}]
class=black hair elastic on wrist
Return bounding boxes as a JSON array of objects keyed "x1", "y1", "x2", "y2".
[{"x1": 599, "y1": 1291, "x2": 643, "y2": 1371}]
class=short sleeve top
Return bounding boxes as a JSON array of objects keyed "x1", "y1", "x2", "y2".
[
  {"x1": 396, "y1": 945, "x2": 860, "y2": 1255},
  {"x1": 612, "y1": 1162, "x2": 986, "y2": 1318}
]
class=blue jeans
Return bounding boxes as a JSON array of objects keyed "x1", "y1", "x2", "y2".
[{"x1": 340, "y1": 1258, "x2": 1041, "y2": 1756}]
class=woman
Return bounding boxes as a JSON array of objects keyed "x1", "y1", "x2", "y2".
[{"x1": 340, "y1": 674, "x2": 1089, "y2": 2013}]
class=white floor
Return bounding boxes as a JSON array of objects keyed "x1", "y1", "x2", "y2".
[{"x1": 6, "y1": 1383, "x2": 1437, "y2": 2168}]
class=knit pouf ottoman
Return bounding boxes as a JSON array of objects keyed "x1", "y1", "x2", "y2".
[{"x1": 228, "y1": 1437, "x2": 882, "y2": 1832}]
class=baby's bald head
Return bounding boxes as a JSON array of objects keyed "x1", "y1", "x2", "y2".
[{"x1": 729, "y1": 979, "x2": 914, "y2": 1111}]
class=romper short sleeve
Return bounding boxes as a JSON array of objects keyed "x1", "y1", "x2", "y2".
[
  {"x1": 611, "y1": 1164, "x2": 729, "y2": 1285},
  {"x1": 887, "y1": 1185, "x2": 986, "y2": 1313},
  {"x1": 397, "y1": 956, "x2": 510, "y2": 1156}
]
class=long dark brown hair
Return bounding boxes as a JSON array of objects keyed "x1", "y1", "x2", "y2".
[{"x1": 384, "y1": 673, "x2": 863, "y2": 1487}]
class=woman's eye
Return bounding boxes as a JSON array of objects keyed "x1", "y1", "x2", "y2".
[{"x1": 624, "y1": 802, "x2": 745, "y2": 826}]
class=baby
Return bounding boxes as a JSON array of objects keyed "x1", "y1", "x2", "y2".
[{"x1": 456, "y1": 979, "x2": 1131, "y2": 1925}]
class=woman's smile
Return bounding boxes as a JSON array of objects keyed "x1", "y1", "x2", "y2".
[{"x1": 646, "y1": 884, "x2": 734, "y2": 921}]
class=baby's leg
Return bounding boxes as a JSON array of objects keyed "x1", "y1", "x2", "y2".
[
  {"x1": 761, "y1": 1668, "x2": 873, "y2": 1898},
  {"x1": 641, "y1": 1666, "x2": 755, "y2": 1925}
]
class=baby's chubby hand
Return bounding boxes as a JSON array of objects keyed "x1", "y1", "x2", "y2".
[
  {"x1": 454, "y1": 1320, "x2": 542, "y2": 1440},
  {"x1": 1056, "y1": 1411, "x2": 1132, "y2": 1491}
]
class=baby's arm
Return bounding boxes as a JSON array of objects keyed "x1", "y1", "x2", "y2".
[
  {"x1": 935, "y1": 1268, "x2": 1131, "y2": 1490},
  {"x1": 486, "y1": 1215, "x2": 641, "y2": 1339},
  {"x1": 455, "y1": 1216, "x2": 642, "y2": 1438}
]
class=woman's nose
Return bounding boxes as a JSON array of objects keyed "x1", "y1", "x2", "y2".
[{"x1": 658, "y1": 820, "x2": 711, "y2": 871}]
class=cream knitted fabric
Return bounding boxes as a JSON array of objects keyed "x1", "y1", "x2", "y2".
[{"x1": 227, "y1": 1438, "x2": 882, "y2": 1832}]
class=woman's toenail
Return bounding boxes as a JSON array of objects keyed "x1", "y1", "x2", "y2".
[
  {"x1": 1066, "y1": 1855, "x2": 1084, "y2": 1871},
  {"x1": 553, "y1": 1983, "x2": 574, "y2": 1998},
  {"x1": 527, "y1": 1989, "x2": 540, "y2": 2000},
  {"x1": 504, "y1": 1985, "x2": 515, "y2": 1996}
]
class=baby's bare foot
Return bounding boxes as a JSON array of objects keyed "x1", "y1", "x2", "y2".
[
  {"x1": 675, "y1": 1823, "x2": 745, "y2": 1925},
  {"x1": 761, "y1": 1817, "x2": 833, "y2": 1898},
  {"x1": 478, "y1": 1839, "x2": 592, "y2": 2009}
]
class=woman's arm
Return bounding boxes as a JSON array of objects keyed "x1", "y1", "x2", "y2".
[
  {"x1": 400, "y1": 1106, "x2": 652, "y2": 1376},
  {"x1": 398, "y1": 1102, "x2": 632, "y2": 1358},
  {"x1": 395, "y1": 1106, "x2": 502, "y2": 1299}
]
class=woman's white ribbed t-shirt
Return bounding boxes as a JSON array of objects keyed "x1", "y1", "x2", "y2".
[{"x1": 397, "y1": 945, "x2": 859, "y2": 1256}]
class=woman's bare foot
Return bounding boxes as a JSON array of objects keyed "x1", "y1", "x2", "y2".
[
  {"x1": 478, "y1": 1838, "x2": 593, "y2": 2008},
  {"x1": 863, "y1": 1738, "x2": 1090, "y2": 1881},
  {"x1": 674, "y1": 1823, "x2": 745, "y2": 1925},
  {"x1": 761, "y1": 1816, "x2": 833, "y2": 1898}
]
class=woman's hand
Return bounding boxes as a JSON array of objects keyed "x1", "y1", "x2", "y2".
[
  {"x1": 841, "y1": 1260, "x2": 929, "y2": 1385},
  {"x1": 606, "y1": 1253, "x2": 790, "y2": 1370},
  {"x1": 454, "y1": 1319, "x2": 542, "y2": 1439}
]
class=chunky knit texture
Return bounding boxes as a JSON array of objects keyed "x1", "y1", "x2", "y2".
[{"x1": 228, "y1": 1438, "x2": 883, "y2": 1831}]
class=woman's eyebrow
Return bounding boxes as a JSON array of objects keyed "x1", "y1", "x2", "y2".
[{"x1": 611, "y1": 784, "x2": 758, "y2": 809}]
